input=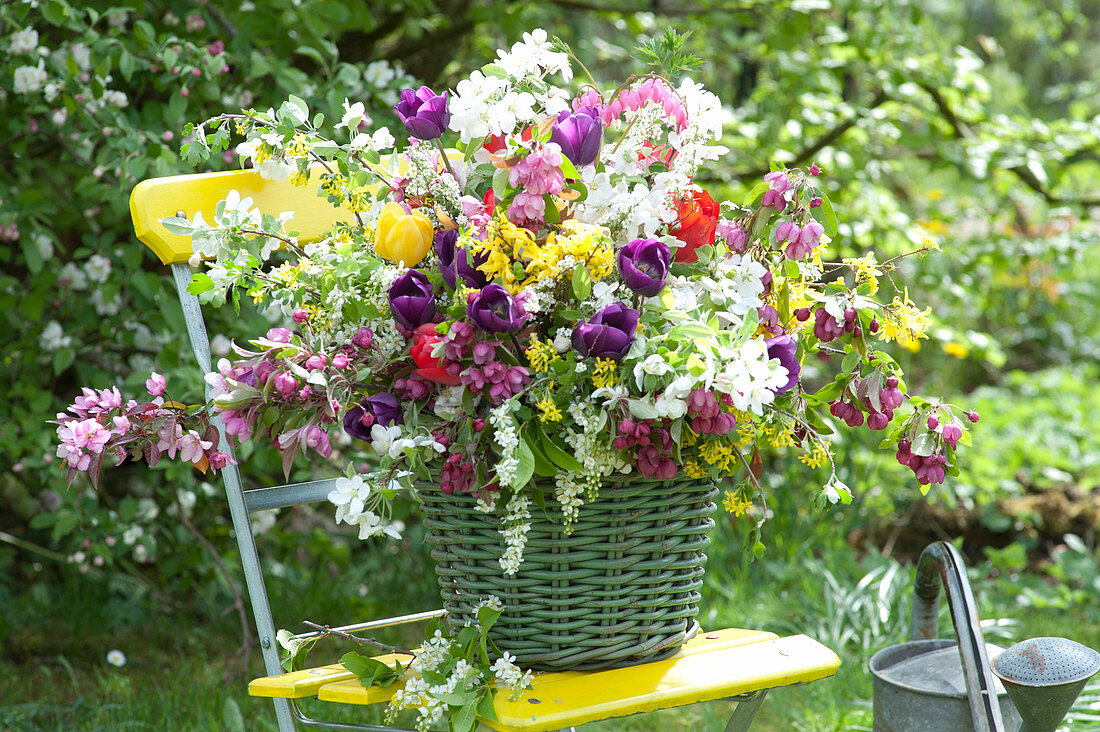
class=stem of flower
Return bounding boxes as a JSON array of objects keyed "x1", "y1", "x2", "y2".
[
  {"x1": 299, "y1": 621, "x2": 415, "y2": 656},
  {"x1": 434, "y1": 138, "x2": 460, "y2": 185}
]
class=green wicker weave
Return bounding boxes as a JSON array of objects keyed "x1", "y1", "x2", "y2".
[{"x1": 419, "y1": 477, "x2": 719, "y2": 671}]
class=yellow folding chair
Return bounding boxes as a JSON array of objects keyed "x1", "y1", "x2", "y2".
[{"x1": 130, "y1": 168, "x2": 840, "y2": 731}]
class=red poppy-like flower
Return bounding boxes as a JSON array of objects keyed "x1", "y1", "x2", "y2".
[
  {"x1": 670, "y1": 188, "x2": 720, "y2": 263},
  {"x1": 410, "y1": 324, "x2": 461, "y2": 385}
]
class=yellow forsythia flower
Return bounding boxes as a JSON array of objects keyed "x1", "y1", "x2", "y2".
[
  {"x1": 879, "y1": 291, "x2": 932, "y2": 350},
  {"x1": 536, "y1": 398, "x2": 562, "y2": 423},
  {"x1": 374, "y1": 202, "x2": 433, "y2": 266},
  {"x1": 591, "y1": 358, "x2": 618, "y2": 389},
  {"x1": 723, "y1": 491, "x2": 754, "y2": 517}
]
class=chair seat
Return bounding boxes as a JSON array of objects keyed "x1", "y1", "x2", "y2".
[{"x1": 249, "y1": 627, "x2": 839, "y2": 731}]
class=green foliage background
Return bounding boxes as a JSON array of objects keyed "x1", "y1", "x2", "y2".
[{"x1": 2, "y1": 0, "x2": 1100, "y2": 728}]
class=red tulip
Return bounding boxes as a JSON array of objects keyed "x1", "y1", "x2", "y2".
[
  {"x1": 670, "y1": 188, "x2": 720, "y2": 263},
  {"x1": 410, "y1": 324, "x2": 461, "y2": 385}
]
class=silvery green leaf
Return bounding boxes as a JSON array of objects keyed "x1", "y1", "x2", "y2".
[
  {"x1": 627, "y1": 399, "x2": 659, "y2": 420},
  {"x1": 911, "y1": 432, "x2": 936, "y2": 457}
]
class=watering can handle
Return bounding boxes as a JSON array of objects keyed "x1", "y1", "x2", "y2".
[{"x1": 911, "y1": 541, "x2": 1006, "y2": 732}]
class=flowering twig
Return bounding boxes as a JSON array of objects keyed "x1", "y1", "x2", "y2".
[{"x1": 300, "y1": 621, "x2": 415, "y2": 657}]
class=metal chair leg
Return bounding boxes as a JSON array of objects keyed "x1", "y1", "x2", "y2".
[{"x1": 722, "y1": 690, "x2": 768, "y2": 732}]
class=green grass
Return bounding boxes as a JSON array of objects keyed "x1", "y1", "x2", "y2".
[{"x1": 4, "y1": 518, "x2": 1100, "y2": 730}]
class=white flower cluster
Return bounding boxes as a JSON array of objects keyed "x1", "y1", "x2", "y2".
[
  {"x1": 712, "y1": 339, "x2": 790, "y2": 415},
  {"x1": 13, "y1": 62, "x2": 47, "y2": 94},
  {"x1": 493, "y1": 29, "x2": 572, "y2": 82},
  {"x1": 402, "y1": 139, "x2": 462, "y2": 226},
  {"x1": 553, "y1": 471, "x2": 584, "y2": 528},
  {"x1": 448, "y1": 71, "x2": 536, "y2": 143},
  {"x1": 491, "y1": 652, "x2": 535, "y2": 699},
  {"x1": 351, "y1": 127, "x2": 395, "y2": 153},
  {"x1": 575, "y1": 171, "x2": 677, "y2": 242},
  {"x1": 327, "y1": 474, "x2": 404, "y2": 540},
  {"x1": 489, "y1": 398, "x2": 520, "y2": 488},
  {"x1": 702, "y1": 253, "x2": 768, "y2": 323},
  {"x1": 40, "y1": 321, "x2": 72, "y2": 350},
  {"x1": 369, "y1": 424, "x2": 446, "y2": 461},
  {"x1": 390, "y1": 629, "x2": 455, "y2": 731},
  {"x1": 498, "y1": 491, "x2": 531, "y2": 575},
  {"x1": 662, "y1": 78, "x2": 729, "y2": 187},
  {"x1": 10, "y1": 28, "x2": 39, "y2": 55}
]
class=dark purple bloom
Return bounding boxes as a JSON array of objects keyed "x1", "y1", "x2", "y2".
[
  {"x1": 617, "y1": 238, "x2": 670, "y2": 297},
  {"x1": 467, "y1": 284, "x2": 526, "y2": 333},
  {"x1": 394, "y1": 86, "x2": 450, "y2": 140},
  {"x1": 435, "y1": 229, "x2": 488, "y2": 289},
  {"x1": 550, "y1": 105, "x2": 603, "y2": 168},
  {"x1": 765, "y1": 334, "x2": 800, "y2": 394},
  {"x1": 572, "y1": 302, "x2": 639, "y2": 360},
  {"x1": 343, "y1": 393, "x2": 403, "y2": 441},
  {"x1": 388, "y1": 269, "x2": 437, "y2": 330}
]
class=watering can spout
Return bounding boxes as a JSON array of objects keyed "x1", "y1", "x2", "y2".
[{"x1": 910, "y1": 541, "x2": 1007, "y2": 731}]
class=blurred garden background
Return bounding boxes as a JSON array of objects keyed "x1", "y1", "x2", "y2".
[{"x1": 2, "y1": 0, "x2": 1100, "y2": 728}]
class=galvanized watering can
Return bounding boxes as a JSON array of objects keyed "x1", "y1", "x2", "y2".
[{"x1": 869, "y1": 541, "x2": 1100, "y2": 731}]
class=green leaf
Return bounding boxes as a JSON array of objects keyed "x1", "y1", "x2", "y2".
[
  {"x1": 627, "y1": 399, "x2": 659, "y2": 420},
  {"x1": 511, "y1": 437, "x2": 536, "y2": 490},
  {"x1": 524, "y1": 430, "x2": 557, "y2": 477},
  {"x1": 669, "y1": 322, "x2": 714, "y2": 340},
  {"x1": 840, "y1": 349, "x2": 861, "y2": 373},
  {"x1": 340, "y1": 652, "x2": 401, "y2": 688},
  {"x1": 743, "y1": 181, "x2": 769, "y2": 207},
  {"x1": 451, "y1": 701, "x2": 477, "y2": 732},
  {"x1": 811, "y1": 190, "x2": 838, "y2": 238},
  {"x1": 542, "y1": 194, "x2": 560, "y2": 224},
  {"x1": 538, "y1": 427, "x2": 584, "y2": 472},
  {"x1": 53, "y1": 348, "x2": 75, "y2": 375},
  {"x1": 477, "y1": 689, "x2": 500, "y2": 722},
  {"x1": 571, "y1": 264, "x2": 592, "y2": 301},
  {"x1": 42, "y1": 0, "x2": 68, "y2": 26},
  {"x1": 134, "y1": 20, "x2": 155, "y2": 46},
  {"x1": 492, "y1": 167, "x2": 510, "y2": 203}
]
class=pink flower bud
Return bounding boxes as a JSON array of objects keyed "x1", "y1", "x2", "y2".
[
  {"x1": 332, "y1": 353, "x2": 349, "y2": 369},
  {"x1": 145, "y1": 372, "x2": 167, "y2": 396}
]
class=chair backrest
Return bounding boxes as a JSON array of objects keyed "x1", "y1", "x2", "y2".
[
  {"x1": 130, "y1": 169, "x2": 355, "y2": 731},
  {"x1": 130, "y1": 167, "x2": 352, "y2": 265}
]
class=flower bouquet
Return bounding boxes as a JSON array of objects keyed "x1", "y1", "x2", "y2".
[{"x1": 54, "y1": 28, "x2": 979, "y2": 730}]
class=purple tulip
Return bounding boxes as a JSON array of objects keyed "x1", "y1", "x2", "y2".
[
  {"x1": 393, "y1": 86, "x2": 450, "y2": 140},
  {"x1": 467, "y1": 284, "x2": 526, "y2": 333},
  {"x1": 617, "y1": 238, "x2": 670, "y2": 297},
  {"x1": 435, "y1": 229, "x2": 488, "y2": 289},
  {"x1": 550, "y1": 105, "x2": 603, "y2": 168},
  {"x1": 572, "y1": 302, "x2": 639, "y2": 360},
  {"x1": 343, "y1": 393, "x2": 404, "y2": 441},
  {"x1": 388, "y1": 269, "x2": 437, "y2": 330},
  {"x1": 765, "y1": 334, "x2": 800, "y2": 394}
]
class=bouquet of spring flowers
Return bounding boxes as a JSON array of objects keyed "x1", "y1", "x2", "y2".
[
  {"x1": 53, "y1": 28, "x2": 980, "y2": 730},
  {"x1": 55, "y1": 26, "x2": 980, "y2": 553}
]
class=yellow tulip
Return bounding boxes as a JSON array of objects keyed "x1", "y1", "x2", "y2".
[{"x1": 374, "y1": 202, "x2": 434, "y2": 266}]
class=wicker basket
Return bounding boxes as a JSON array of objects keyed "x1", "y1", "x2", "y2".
[{"x1": 419, "y1": 477, "x2": 719, "y2": 671}]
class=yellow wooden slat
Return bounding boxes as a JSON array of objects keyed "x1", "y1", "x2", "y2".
[
  {"x1": 248, "y1": 653, "x2": 411, "y2": 699},
  {"x1": 129, "y1": 167, "x2": 353, "y2": 265},
  {"x1": 313, "y1": 628, "x2": 778, "y2": 706},
  {"x1": 130, "y1": 151, "x2": 463, "y2": 266},
  {"x1": 310, "y1": 630, "x2": 839, "y2": 731},
  {"x1": 486, "y1": 634, "x2": 839, "y2": 732}
]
